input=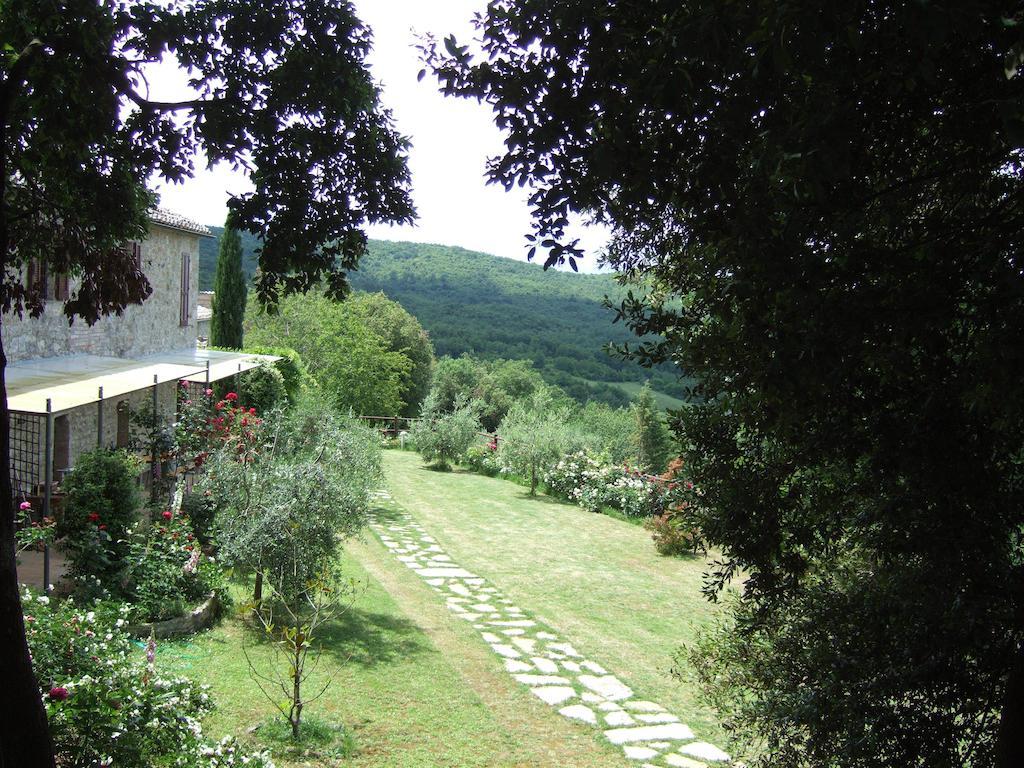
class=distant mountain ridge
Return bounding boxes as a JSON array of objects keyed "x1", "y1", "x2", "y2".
[{"x1": 198, "y1": 229, "x2": 682, "y2": 405}]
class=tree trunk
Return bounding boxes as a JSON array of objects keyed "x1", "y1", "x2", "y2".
[
  {"x1": 0, "y1": 338, "x2": 57, "y2": 767},
  {"x1": 0, "y1": 80, "x2": 57, "y2": 763},
  {"x1": 291, "y1": 638, "x2": 302, "y2": 739},
  {"x1": 253, "y1": 570, "x2": 263, "y2": 603},
  {"x1": 996, "y1": 640, "x2": 1024, "y2": 768},
  {"x1": 530, "y1": 463, "x2": 537, "y2": 495}
]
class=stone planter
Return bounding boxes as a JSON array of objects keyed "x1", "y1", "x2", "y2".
[{"x1": 127, "y1": 592, "x2": 220, "y2": 639}]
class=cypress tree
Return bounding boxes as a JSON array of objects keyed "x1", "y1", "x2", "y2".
[
  {"x1": 210, "y1": 225, "x2": 247, "y2": 349},
  {"x1": 631, "y1": 383, "x2": 673, "y2": 474}
]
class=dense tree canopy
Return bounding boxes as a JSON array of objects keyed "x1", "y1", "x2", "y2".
[
  {"x1": 0, "y1": 1, "x2": 413, "y2": 763},
  {"x1": 431, "y1": 355, "x2": 550, "y2": 432},
  {"x1": 198, "y1": 233, "x2": 684, "y2": 406},
  {"x1": 345, "y1": 291, "x2": 435, "y2": 417},
  {"x1": 245, "y1": 291, "x2": 415, "y2": 417},
  {"x1": 428, "y1": 2, "x2": 1024, "y2": 766}
]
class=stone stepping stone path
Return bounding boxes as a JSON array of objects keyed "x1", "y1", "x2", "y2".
[{"x1": 368, "y1": 490, "x2": 732, "y2": 767}]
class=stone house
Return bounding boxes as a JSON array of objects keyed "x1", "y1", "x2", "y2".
[{"x1": 5, "y1": 208, "x2": 270, "y2": 502}]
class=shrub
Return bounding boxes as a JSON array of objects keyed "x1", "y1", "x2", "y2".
[
  {"x1": 645, "y1": 512, "x2": 697, "y2": 556},
  {"x1": 60, "y1": 449, "x2": 141, "y2": 594},
  {"x1": 23, "y1": 589, "x2": 274, "y2": 768},
  {"x1": 410, "y1": 392, "x2": 481, "y2": 470},
  {"x1": 240, "y1": 362, "x2": 288, "y2": 414},
  {"x1": 181, "y1": 491, "x2": 218, "y2": 545},
  {"x1": 244, "y1": 345, "x2": 307, "y2": 405},
  {"x1": 126, "y1": 509, "x2": 222, "y2": 622},
  {"x1": 463, "y1": 441, "x2": 501, "y2": 476},
  {"x1": 544, "y1": 451, "x2": 609, "y2": 511},
  {"x1": 544, "y1": 451, "x2": 668, "y2": 517}
]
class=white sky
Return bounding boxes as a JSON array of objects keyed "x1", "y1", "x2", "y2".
[{"x1": 149, "y1": 0, "x2": 609, "y2": 271}]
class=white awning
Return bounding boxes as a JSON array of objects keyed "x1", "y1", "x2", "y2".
[
  {"x1": 142, "y1": 348, "x2": 280, "y2": 385},
  {"x1": 7, "y1": 349, "x2": 280, "y2": 415}
]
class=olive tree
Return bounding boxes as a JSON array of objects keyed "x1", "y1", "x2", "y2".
[
  {"x1": 410, "y1": 392, "x2": 480, "y2": 470},
  {"x1": 497, "y1": 390, "x2": 584, "y2": 494}
]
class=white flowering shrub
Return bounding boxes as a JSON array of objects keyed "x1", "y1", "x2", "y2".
[
  {"x1": 543, "y1": 451, "x2": 667, "y2": 517},
  {"x1": 23, "y1": 590, "x2": 274, "y2": 768}
]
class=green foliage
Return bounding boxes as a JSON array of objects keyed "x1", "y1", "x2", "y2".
[
  {"x1": 345, "y1": 292, "x2": 436, "y2": 417},
  {"x1": 240, "y1": 362, "x2": 288, "y2": 414},
  {"x1": 245, "y1": 290, "x2": 411, "y2": 416},
  {"x1": 496, "y1": 390, "x2": 584, "y2": 494},
  {"x1": 210, "y1": 226, "x2": 248, "y2": 349},
  {"x1": 429, "y1": 2, "x2": 1024, "y2": 764},
  {"x1": 126, "y1": 509, "x2": 221, "y2": 622},
  {"x1": 410, "y1": 393, "x2": 481, "y2": 470},
  {"x1": 199, "y1": 235, "x2": 684, "y2": 407},
  {"x1": 59, "y1": 449, "x2": 141, "y2": 593},
  {"x1": 631, "y1": 384, "x2": 674, "y2": 474},
  {"x1": 572, "y1": 400, "x2": 635, "y2": 465},
  {"x1": 431, "y1": 355, "x2": 547, "y2": 432},
  {"x1": 243, "y1": 345, "x2": 308, "y2": 405},
  {"x1": 22, "y1": 589, "x2": 273, "y2": 768},
  {"x1": 205, "y1": 404, "x2": 379, "y2": 602},
  {"x1": 180, "y1": 491, "x2": 217, "y2": 546}
]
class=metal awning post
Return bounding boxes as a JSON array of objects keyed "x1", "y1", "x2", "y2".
[
  {"x1": 42, "y1": 399, "x2": 53, "y2": 595},
  {"x1": 96, "y1": 386, "x2": 104, "y2": 449}
]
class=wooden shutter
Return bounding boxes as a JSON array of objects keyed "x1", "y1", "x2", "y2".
[
  {"x1": 131, "y1": 242, "x2": 142, "y2": 269},
  {"x1": 180, "y1": 252, "x2": 191, "y2": 326},
  {"x1": 54, "y1": 273, "x2": 70, "y2": 301},
  {"x1": 26, "y1": 259, "x2": 47, "y2": 297}
]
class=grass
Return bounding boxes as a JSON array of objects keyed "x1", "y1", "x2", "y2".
[
  {"x1": 586, "y1": 380, "x2": 689, "y2": 410},
  {"x1": 158, "y1": 541, "x2": 630, "y2": 767},
  {"x1": 382, "y1": 449, "x2": 730, "y2": 749}
]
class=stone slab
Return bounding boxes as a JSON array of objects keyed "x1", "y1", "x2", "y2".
[
  {"x1": 603, "y1": 723, "x2": 696, "y2": 745},
  {"x1": 559, "y1": 704, "x2": 597, "y2": 725},
  {"x1": 531, "y1": 686, "x2": 577, "y2": 705},
  {"x1": 678, "y1": 742, "x2": 730, "y2": 763}
]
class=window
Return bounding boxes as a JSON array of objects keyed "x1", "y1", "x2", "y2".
[
  {"x1": 179, "y1": 252, "x2": 191, "y2": 326},
  {"x1": 25, "y1": 259, "x2": 69, "y2": 301},
  {"x1": 26, "y1": 259, "x2": 46, "y2": 297}
]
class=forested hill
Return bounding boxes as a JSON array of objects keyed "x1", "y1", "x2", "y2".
[{"x1": 198, "y1": 230, "x2": 683, "y2": 406}]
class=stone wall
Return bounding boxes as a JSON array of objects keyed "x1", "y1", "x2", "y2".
[{"x1": 2, "y1": 223, "x2": 203, "y2": 363}]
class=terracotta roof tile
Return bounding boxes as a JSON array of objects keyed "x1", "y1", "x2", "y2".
[{"x1": 149, "y1": 207, "x2": 213, "y2": 237}]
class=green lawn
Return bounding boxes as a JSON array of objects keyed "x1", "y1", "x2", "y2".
[
  {"x1": 381, "y1": 449, "x2": 729, "y2": 749},
  {"x1": 586, "y1": 380, "x2": 689, "y2": 410},
  {"x1": 159, "y1": 541, "x2": 629, "y2": 767},
  {"x1": 156, "y1": 449, "x2": 729, "y2": 765}
]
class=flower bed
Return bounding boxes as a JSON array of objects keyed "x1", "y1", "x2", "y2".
[
  {"x1": 125, "y1": 592, "x2": 220, "y2": 639},
  {"x1": 544, "y1": 450, "x2": 668, "y2": 518}
]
